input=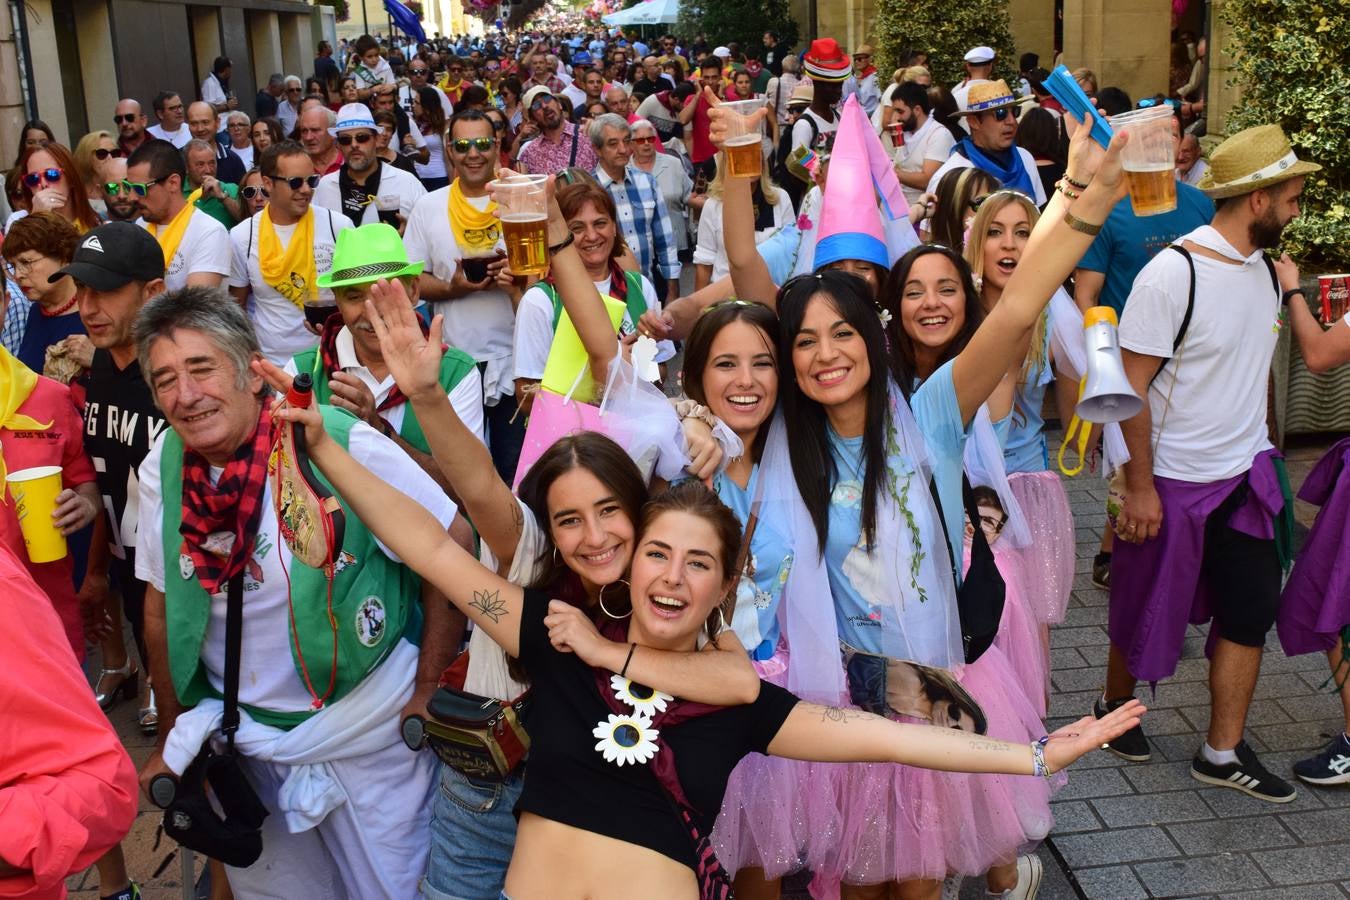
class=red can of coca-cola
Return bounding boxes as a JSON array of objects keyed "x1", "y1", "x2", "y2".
[{"x1": 1320, "y1": 274, "x2": 1350, "y2": 323}]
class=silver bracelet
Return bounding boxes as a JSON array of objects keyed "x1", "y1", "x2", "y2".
[{"x1": 1031, "y1": 736, "x2": 1053, "y2": 778}]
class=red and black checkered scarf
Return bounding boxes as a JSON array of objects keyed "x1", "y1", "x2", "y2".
[
  {"x1": 178, "y1": 403, "x2": 274, "y2": 594},
  {"x1": 316, "y1": 311, "x2": 436, "y2": 414},
  {"x1": 545, "y1": 258, "x2": 631, "y2": 307}
]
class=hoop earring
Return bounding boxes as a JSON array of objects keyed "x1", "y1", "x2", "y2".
[
  {"x1": 552, "y1": 545, "x2": 560, "y2": 566},
  {"x1": 706, "y1": 605, "x2": 725, "y2": 638},
  {"x1": 598, "y1": 580, "x2": 632, "y2": 620}
]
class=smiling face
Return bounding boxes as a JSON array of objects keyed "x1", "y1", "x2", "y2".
[
  {"x1": 187, "y1": 102, "x2": 217, "y2": 142},
  {"x1": 698, "y1": 319, "x2": 778, "y2": 440},
  {"x1": 449, "y1": 118, "x2": 498, "y2": 188},
  {"x1": 628, "y1": 510, "x2": 727, "y2": 650},
  {"x1": 979, "y1": 199, "x2": 1032, "y2": 297},
  {"x1": 546, "y1": 467, "x2": 636, "y2": 592},
  {"x1": 252, "y1": 121, "x2": 274, "y2": 151},
  {"x1": 147, "y1": 328, "x2": 264, "y2": 466},
  {"x1": 791, "y1": 293, "x2": 871, "y2": 420},
  {"x1": 334, "y1": 277, "x2": 417, "y2": 362},
  {"x1": 568, "y1": 200, "x2": 617, "y2": 273},
  {"x1": 266, "y1": 152, "x2": 317, "y2": 220},
  {"x1": 898, "y1": 252, "x2": 968, "y2": 359}
]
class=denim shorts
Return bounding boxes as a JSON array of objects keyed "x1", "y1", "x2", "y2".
[{"x1": 420, "y1": 763, "x2": 525, "y2": 900}]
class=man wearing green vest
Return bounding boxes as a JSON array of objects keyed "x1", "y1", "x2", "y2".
[
  {"x1": 132, "y1": 286, "x2": 462, "y2": 898},
  {"x1": 285, "y1": 222, "x2": 485, "y2": 497}
]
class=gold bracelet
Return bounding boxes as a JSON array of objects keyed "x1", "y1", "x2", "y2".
[{"x1": 1063, "y1": 209, "x2": 1103, "y2": 236}]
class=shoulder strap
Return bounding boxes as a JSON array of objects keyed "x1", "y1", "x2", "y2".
[
  {"x1": 1260, "y1": 252, "x2": 1279, "y2": 301},
  {"x1": 539, "y1": 281, "x2": 565, "y2": 331},
  {"x1": 718, "y1": 473, "x2": 766, "y2": 628},
  {"x1": 247, "y1": 215, "x2": 256, "y2": 260},
  {"x1": 568, "y1": 124, "x2": 580, "y2": 167},
  {"x1": 221, "y1": 572, "x2": 245, "y2": 749},
  {"x1": 1167, "y1": 244, "x2": 1197, "y2": 354}
]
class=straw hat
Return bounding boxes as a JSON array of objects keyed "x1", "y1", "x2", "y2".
[
  {"x1": 955, "y1": 79, "x2": 1018, "y2": 116},
  {"x1": 788, "y1": 82, "x2": 814, "y2": 107},
  {"x1": 1196, "y1": 124, "x2": 1321, "y2": 199}
]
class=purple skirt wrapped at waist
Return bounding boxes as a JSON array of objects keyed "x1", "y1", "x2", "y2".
[{"x1": 1279, "y1": 436, "x2": 1350, "y2": 656}]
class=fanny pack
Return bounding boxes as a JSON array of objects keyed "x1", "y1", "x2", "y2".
[
  {"x1": 402, "y1": 674, "x2": 531, "y2": 781},
  {"x1": 155, "y1": 574, "x2": 269, "y2": 867},
  {"x1": 839, "y1": 642, "x2": 989, "y2": 734}
]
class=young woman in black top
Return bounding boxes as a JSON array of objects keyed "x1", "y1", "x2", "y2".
[{"x1": 263, "y1": 379, "x2": 1147, "y2": 900}]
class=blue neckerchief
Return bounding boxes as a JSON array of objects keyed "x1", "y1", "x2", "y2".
[{"x1": 955, "y1": 137, "x2": 1038, "y2": 199}]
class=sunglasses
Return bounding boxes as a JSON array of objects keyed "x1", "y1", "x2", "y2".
[
  {"x1": 979, "y1": 106, "x2": 1013, "y2": 122},
  {"x1": 114, "y1": 113, "x2": 139, "y2": 124},
  {"x1": 1137, "y1": 97, "x2": 1181, "y2": 110},
  {"x1": 94, "y1": 147, "x2": 124, "y2": 160},
  {"x1": 286, "y1": 87, "x2": 303, "y2": 93},
  {"x1": 631, "y1": 135, "x2": 657, "y2": 145},
  {"x1": 119, "y1": 177, "x2": 164, "y2": 198},
  {"x1": 270, "y1": 174, "x2": 321, "y2": 190},
  {"x1": 240, "y1": 185, "x2": 270, "y2": 200},
  {"x1": 22, "y1": 168, "x2": 63, "y2": 189},
  {"x1": 451, "y1": 137, "x2": 495, "y2": 154},
  {"x1": 409, "y1": 68, "x2": 430, "y2": 74},
  {"x1": 336, "y1": 132, "x2": 375, "y2": 146},
  {"x1": 530, "y1": 96, "x2": 554, "y2": 110}
]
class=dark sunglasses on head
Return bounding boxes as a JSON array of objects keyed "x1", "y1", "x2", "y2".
[
  {"x1": 336, "y1": 132, "x2": 375, "y2": 146},
  {"x1": 240, "y1": 185, "x2": 270, "y2": 200},
  {"x1": 271, "y1": 174, "x2": 321, "y2": 190},
  {"x1": 451, "y1": 137, "x2": 495, "y2": 154},
  {"x1": 114, "y1": 113, "x2": 139, "y2": 124},
  {"x1": 22, "y1": 168, "x2": 63, "y2": 189},
  {"x1": 94, "y1": 148, "x2": 124, "y2": 160}
]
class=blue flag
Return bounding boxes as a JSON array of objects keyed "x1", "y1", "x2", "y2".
[{"x1": 383, "y1": 0, "x2": 426, "y2": 43}]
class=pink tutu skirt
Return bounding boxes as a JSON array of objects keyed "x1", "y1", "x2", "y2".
[
  {"x1": 823, "y1": 643, "x2": 1058, "y2": 886},
  {"x1": 1008, "y1": 470, "x2": 1075, "y2": 626},
  {"x1": 711, "y1": 649, "x2": 848, "y2": 879},
  {"x1": 992, "y1": 546, "x2": 1051, "y2": 719}
]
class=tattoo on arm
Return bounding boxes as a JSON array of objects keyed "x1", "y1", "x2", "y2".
[
  {"x1": 469, "y1": 588, "x2": 508, "y2": 623},
  {"x1": 820, "y1": 705, "x2": 870, "y2": 725}
]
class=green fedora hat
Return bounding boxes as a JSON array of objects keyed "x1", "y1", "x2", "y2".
[{"x1": 316, "y1": 222, "x2": 424, "y2": 289}]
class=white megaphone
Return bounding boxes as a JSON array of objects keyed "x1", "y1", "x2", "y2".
[{"x1": 1076, "y1": 306, "x2": 1143, "y2": 424}]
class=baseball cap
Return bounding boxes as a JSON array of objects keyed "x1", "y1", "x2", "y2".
[
  {"x1": 50, "y1": 222, "x2": 165, "y2": 291},
  {"x1": 331, "y1": 103, "x2": 377, "y2": 136},
  {"x1": 964, "y1": 46, "x2": 996, "y2": 64},
  {"x1": 712, "y1": 46, "x2": 731, "y2": 59},
  {"x1": 522, "y1": 84, "x2": 555, "y2": 109}
]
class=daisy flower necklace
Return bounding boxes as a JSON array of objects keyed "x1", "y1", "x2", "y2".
[{"x1": 593, "y1": 675, "x2": 676, "y2": 766}]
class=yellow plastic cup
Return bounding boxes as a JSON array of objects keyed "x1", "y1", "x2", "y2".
[
  {"x1": 7, "y1": 465, "x2": 68, "y2": 564},
  {"x1": 540, "y1": 293, "x2": 628, "y2": 401}
]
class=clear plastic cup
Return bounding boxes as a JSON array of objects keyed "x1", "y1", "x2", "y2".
[
  {"x1": 1108, "y1": 105, "x2": 1178, "y2": 216},
  {"x1": 7, "y1": 465, "x2": 67, "y2": 563},
  {"x1": 492, "y1": 174, "x2": 550, "y2": 276},
  {"x1": 721, "y1": 98, "x2": 768, "y2": 178}
]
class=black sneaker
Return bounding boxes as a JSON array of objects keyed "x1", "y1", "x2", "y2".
[
  {"x1": 1091, "y1": 552, "x2": 1111, "y2": 590},
  {"x1": 1093, "y1": 696, "x2": 1151, "y2": 761},
  {"x1": 1292, "y1": 732, "x2": 1350, "y2": 786},
  {"x1": 1190, "y1": 740, "x2": 1297, "y2": 802}
]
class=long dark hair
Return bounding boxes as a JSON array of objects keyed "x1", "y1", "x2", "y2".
[
  {"x1": 776, "y1": 271, "x2": 894, "y2": 553},
  {"x1": 516, "y1": 431, "x2": 649, "y2": 601},
  {"x1": 929, "y1": 166, "x2": 998, "y2": 251},
  {"x1": 883, "y1": 244, "x2": 985, "y2": 394},
  {"x1": 682, "y1": 300, "x2": 780, "y2": 464},
  {"x1": 415, "y1": 85, "x2": 448, "y2": 137}
]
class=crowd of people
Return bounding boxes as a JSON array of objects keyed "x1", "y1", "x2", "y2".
[{"x1": 2, "y1": 19, "x2": 1348, "y2": 900}]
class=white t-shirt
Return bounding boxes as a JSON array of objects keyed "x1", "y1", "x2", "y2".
[
  {"x1": 791, "y1": 108, "x2": 837, "y2": 158},
  {"x1": 139, "y1": 210, "x2": 231, "y2": 292},
  {"x1": 277, "y1": 101, "x2": 300, "y2": 137},
  {"x1": 227, "y1": 205, "x2": 349, "y2": 365},
  {"x1": 465, "y1": 496, "x2": 543, "y2": 701},
  {"x1": 1179, "y1": 158, "x2": 1209, "y2": 188},
  {"x1": 230, "y1": 143, "x2": 255, "y2": 171},
  {"x1": 313, "y1": 163, "x2": 426, "y2": 226},
  {"x1": 402, "y1": 186, "x2": 515, "y2": 402},
  {"x1": 399, "y1": 83, "x2": 453, "y2": 118},
  {"x1": 414, "y1": 131, "x2": 447, "y2": 182},
  {"x1": 513, "y1": 273, "x2": 673, "y2": 380},
  {"x1": 147, "y1": 123, "x2": 191, "y2": 149},
  {"x1": 894, "y1": 115, "x2": 956, "y2": 207},
  {"x1": 693, "y1": 190, "x2": 794, "y2": 283},
  {"x1": 1118, "y1": 225, "x2": 1279, "y2": 482},
  {"x1": 201, "y1": 74, "x2": 230, "y2": 129},
  {"x1": 282, "y1": 326, "x2": 486, "y2": 446},
  {"x1": 925, "y1": 146, "x2": 1047, "y2": 206},
  {"x1": 135, "y1": 421, "x2": 457, "y2": 712},
  {"x1": 561, "y1": 83, "x2": 589, "y2": 111}
]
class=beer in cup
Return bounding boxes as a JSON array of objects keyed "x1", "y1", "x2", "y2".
[
  {"x1": 720, "y1": 98, "x2": 768, "y2": 179},
  {"x1": 492, "y1": 174, "x2": 549, "y2": 276},
  {"x1": 1108, "y1": 106, "x2": 1177, "y2": 216},
  {"x1": 7, "y1": 465, "x2": 67, "y2": 563}
]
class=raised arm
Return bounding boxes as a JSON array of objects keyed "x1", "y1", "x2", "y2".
[
  {"x1": 258, "y1": 358, "x2": 526, "y2": 657},
  {"x1": 952, "y1": 113, "x2": 1129, "y2": 424},
  {"x1": 707, "y1": 95, "x2": 779, "y2": 305},
  {"x1": 1280, "y1": 255, "x2": 1350, "y2": 374}
]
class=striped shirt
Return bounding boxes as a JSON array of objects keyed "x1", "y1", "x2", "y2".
[{"x1": 595, "y1": 165, "x2": 681, "y2": 282}]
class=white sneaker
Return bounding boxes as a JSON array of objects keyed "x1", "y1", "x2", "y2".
[{"x1": 987, "y1": 854, "x2": 1043, "y2": 900}]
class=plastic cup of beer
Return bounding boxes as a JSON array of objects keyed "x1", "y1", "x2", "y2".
[
  {"x1": 7, "y1": 465, "x2": 68, "y2": 563},
  {"x1": 1109, "y1": 105, "x2": 1178, "y2": 216},
  {"x1": 720, "y1": 98, "x2": 767, "y2": 179},
  {"x1": 492, "y1": 174, "x2": 549, "y2": 276}
]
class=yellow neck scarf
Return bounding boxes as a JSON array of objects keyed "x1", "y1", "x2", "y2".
[
  {"x1": 0, "y1": 346, "x2": 52, "y2": 491},
  {"x1": 447, "y1": 179, "x2": 500, "y2": 254},
  {"x1": 257, "y1": 206, "x2": 317, "y2": 308},
  {"x1": 145, "y1": 187, "x2": 203, "y2": 268}
]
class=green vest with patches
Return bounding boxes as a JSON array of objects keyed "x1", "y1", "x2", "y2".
[
  {"x1": 161, "y1": 406, "x2": 422, "y2": 729},
  {"x1": 538, "y1": 270, "x2": 648, "y2": 333},
  {"x1": 291, "y1": 343, "x2": 478, "y2": 457}
]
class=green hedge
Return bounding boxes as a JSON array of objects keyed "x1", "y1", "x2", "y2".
[
  {"x1": 874, "y1": 0, "x2": 1016, "y2": 87},
  {"x1": 676, "y1": 0, "x2": 799, "y2": 61}
]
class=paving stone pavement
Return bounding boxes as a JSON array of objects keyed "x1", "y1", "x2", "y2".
[{"x1": 68, "y1": 437, "x2": 1348, "y2": 899}]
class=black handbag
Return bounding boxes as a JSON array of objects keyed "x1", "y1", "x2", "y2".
[
  {"x1": 401, "y1": 683, "x2": 531, "y2": 781},
  {"x1": 158, "y1": 574, "x2": 269, "y2": 867},
  {"x1": 927, "y1": 475, "x2": 1007, "y2": 664}
]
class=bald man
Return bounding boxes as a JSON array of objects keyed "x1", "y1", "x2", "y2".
[
  {"x1": 186, "y1": 100, "x2": 246, "y2": 184},
  {"x1": 114, "y1": 99, "x2": 149, "y2": 156}
]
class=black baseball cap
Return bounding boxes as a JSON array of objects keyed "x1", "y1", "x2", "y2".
[{"x1": 50, "y1": 221, "x2": 165, "y2": 290}]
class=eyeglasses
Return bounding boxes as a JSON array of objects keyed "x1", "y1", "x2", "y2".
[
  {"x1": 22, "y1": 168, "x2": 63, "y2": 190},
  {"x1": 978, "y1": 514, "x2": 1007, "y2": 535},
  {"x1": 631, "y1": 135, "x2": 657, "y2": 145},
  {"x1": 286, "y1": 87, "x2": 303, "y2": 93},
  {"x1": 969, "y1": 188, "x2": 1027, "y2": 212},
  {"x1": 488, "y1": 118, "x2": 507, "y2": 131},
  {"x1": 114, "y1": 114, "x2": 139, "y2": 124},
  {"x1": 270, "y1": 174, "x2": 321, "y2": 190},
  {"x1": 451, "y1": 137, "x2": 495, "y2": 154},
  {"x1": 409, "y1": 67, "x2": 430, "y2": 74},
  {"x1": 3, "y1": 254, "x2": 48, "y2": 278},
  {"x1": 94, "y1": 147, "x2": 124, "y2": 160},
  {"x1": 336, "y1": 132, "x2": 375, "y2": 146},
  {"x1": 120, "y1": 177, "x2": 164, "y2": 198},
  {"x1": 240, "y1": 185, "x2": 270, "y2": 200},
  {"x1": 854, "y1": 54, "x2": 872, "y2": 61},
  {"x1": 978, "y1": 106, "x2": 1013, "y2": 122},
  {"x1": 163, "y1": 103, "x2": 184, "y2": 113},
  {"x1": 228, "y1": 121, "x2": 250, "y2": 129}
]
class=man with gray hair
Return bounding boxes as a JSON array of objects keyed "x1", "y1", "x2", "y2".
[
  {"x1": 256, "y1": 73, "x2": 284, "y2": 120},
  {"x1": 590, "y1": 113, "x2": 680, "y2": 301},
  {"x1": 133, "y1": 286, "x2": 462, "y2": 898},
  {"x1": 278, "y1": 75, "x2": 303, "y2": 135},
  {"x1": 298, "y1": 105, "x2": 341, "y2": 175}
]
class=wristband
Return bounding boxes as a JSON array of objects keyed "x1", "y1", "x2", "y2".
[
  {"x1": 1280, "y1": 288, "x2": 1305, "y2": 307},
  {"x1": 620, "y1": 642, "x2": 637, "y2": 679},
  {"x1": 1031, "y1": 736, "x2": 1053, "y2": 778},
  {"x1": 548, "y1": 232, "x2": 575, "y2": 254},
  {"x1": 1055, "y1": 180, "x2": 1082, "y2": 201},
  {"x1": 1063, "y1": 209, "x2": 1103, "y2": 236},
  {"x1": 1062, "y1": 173, "x2": 1090, "y2": 191}
]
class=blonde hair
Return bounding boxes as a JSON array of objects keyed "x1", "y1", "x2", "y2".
[
  {"x1": 900, "y1": 66, "x2": 930, "y2": 84},
  {"x1": 706, "y1": 149, "x2": 783, "y2": 205},
  {"x1": 962, "y1": 190, "x2": 1049, "y2": 385},
  {"x1": 72, "y1": 130, "x2": 115, "y2": 186}
]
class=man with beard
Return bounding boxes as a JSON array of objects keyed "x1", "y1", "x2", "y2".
[
  {"x1": 314, "y1": 105, "x2": 425, "y2": 230},
  {"x1": 1099, "y1": 124, "x2": 1320, "y2": 805},
  {"x1": 926, "y1": 79, "x2": 1046, "y2": 204},
  {"x1": 100, "y1": 159, "x2": 141, "y2": 223},
  {"x1": 403, "y1": 110, "x2": 517, "y2": 480},
  {"x1": 890, "y1": 81, "x2": 954, "y2": 207},
  {"x1": 127, "y1": 139, "x2": 231, "y2": 291},
  {"x1": 515, "y1": 86, "x2": 598, "y2": 175},
  {"x1": 113, "y1": 99, "x2": 150, "y2": 157},
  {"x1": 228, "y1": 141, "x2": 349, "y2": 364}
]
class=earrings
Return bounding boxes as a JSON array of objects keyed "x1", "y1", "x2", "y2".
[{"x1": 598, "y1": 580, "x2": 633, "y2": 619}]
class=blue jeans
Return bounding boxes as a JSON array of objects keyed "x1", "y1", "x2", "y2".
[
  {"x1": 480, "y1": 372, "x2": 525, "y2": 485},
  {"x1": 421, "y1": 763, "x2": 524, "y2": 900}
]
